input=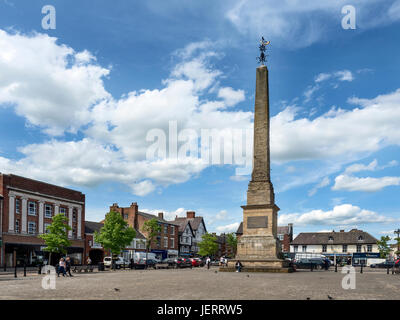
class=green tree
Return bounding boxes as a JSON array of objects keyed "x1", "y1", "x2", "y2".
[
  {"x1": 142, "y1": 218, "x2": 162, "y2": 267},
  {"x1": 377, "y1": 235, "x2": 391, "y2": 259},
  {"x1": 94, "y1": 211, "x2": 136, "y2": 264},
  {"x1": 198, "y1": 233, "x2": 219, "y2": 257},
  {"x1": 38, "y1": 213, "x2": 72, "y2": 265},
  {"x1": 226, "y1": 233, "x2": 238, "y2": 257},
  {"x1": 394, "y1": 236, "x2": 400, "y2": 256}
]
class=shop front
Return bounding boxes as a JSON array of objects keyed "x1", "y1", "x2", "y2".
[
  {"x1": 168, "y1": 250, "x2": 178, "y2": 258},
  {"x1": 151, "y1": 249, "x2": 168, "y2": 260},
  {"x1": 352, "y1": 252, "x2": 381, "y2": 266},
  {"x1": 4, "y1": 243, "x2": 84, "y2": 267}
]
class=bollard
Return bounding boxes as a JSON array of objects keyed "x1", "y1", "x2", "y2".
[
  {"x1": 3, "y1": 263, "x2": 6, "y2": 272},
  {"x1": 387, "y1": 266, "x2": 390, "y2": 274},
  {"x1": 360, "y1": 264, "x2": 363, "y2": 274},
  {"x1": 14, "y1": 265, "x2": 17, "y2": 278},
  {"x1": 38, "y1": 264, "x2": 42, "y2": 275},
  {"x1": 335, "y1": 264, "x2": 338, "y2": 272},
  {"x1": 310, "y1": 263, "x2": 313, "y2": 272},
  {"x1": 23, "y1": 264, "x2": 26, "y2": 277},
  {"x1": 392, "y1": 267, "x2": 395, "y2": 275}
]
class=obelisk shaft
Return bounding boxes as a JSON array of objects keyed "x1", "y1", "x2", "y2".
[{"x1": 247, "y1": 65, "x2": 275, "y2": 206}]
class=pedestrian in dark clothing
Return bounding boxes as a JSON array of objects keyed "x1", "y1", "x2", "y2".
[
  {"x1": 324, "y1": 259, "x2": 329, "y2": 270},
  {"x1": 206, "y1": 257, "x2": 211, "y2": 269},
  {"x1": 66, "y1": 257, "x2": 73, "y2": 277},
  {"x1": 58, "y1": 258, "x2": 67, "y2": 277},
  {"x1": 235, "y1": 260, "x2": 243, "y2": 272}
]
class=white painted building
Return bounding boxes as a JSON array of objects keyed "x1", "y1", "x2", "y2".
[{"x1": 290, "y1": 229, "x2": 379, "y2": 265}]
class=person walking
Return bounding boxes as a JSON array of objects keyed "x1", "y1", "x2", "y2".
[
  {"x1": 58, "y1": 258, "x2": 67, "y2": 277},
  {"x1": 65, "y1": 257, "x2": 73, "y2": 277},
  {"x1": 87, "y1": 257, "x2": 92, "y2": 265},
  {"x1": 206, "y1": 257, "x2": 211, "y2": 269},
  {"x1": 235, "y1": 260, "x2": 243, "y2": 272}
]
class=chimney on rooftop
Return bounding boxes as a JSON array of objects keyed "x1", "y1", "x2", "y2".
[
  {"x1": 187, "y1": 211, "x2": 195, "y2": 219},
  {"x1": 158, "y1": 212, "x2": 164, "y2": 220},
  {"x1": 340, "y1": 230, "x2": 344, "y2": 233}
]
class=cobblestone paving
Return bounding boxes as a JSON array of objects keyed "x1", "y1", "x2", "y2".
[{"x1": 0, "y1": 266, "x2": 399, "y2": 300}]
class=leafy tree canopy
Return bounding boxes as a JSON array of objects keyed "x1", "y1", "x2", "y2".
[
  {"x1": 94, "y1": 211, "x2": 136, "y2": 256},
  {"x1": 198, "y1": 233, "x2": 219, "y2": 257}
]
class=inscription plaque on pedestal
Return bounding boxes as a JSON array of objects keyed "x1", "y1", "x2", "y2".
[{"x1": 247, "y1": 216, "x2": 268, "y2": 229}]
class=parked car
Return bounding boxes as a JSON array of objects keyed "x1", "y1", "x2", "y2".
[
  {"x1": 190, "y1": 258, "x2": 201, "y2": 267},
  {"x1": 103, "y1": 256, "x2": 129, "y2": 269},
  {"x1": 156, "y1": 258, "x2": 175, "y2": 269},
  {"x1": 143, "y1": 258, "x2": 158, "y2": 269},
  {"x1": 174, "y1": 257, "x2": 192, "y2": 268},
  {"x1": 293, "y1": 258, "x2": 329, "y2": 270},
  {"x1": 370, "y1": 261, "x2": 395, "y2": 268},
  {"x1": 103, "y1": 256, "x2": 112, "y2": 268}
]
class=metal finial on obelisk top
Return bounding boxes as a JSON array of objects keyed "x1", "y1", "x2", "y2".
[{"x1": 257, "y1": 36, "x2": 270, "y2": 65}]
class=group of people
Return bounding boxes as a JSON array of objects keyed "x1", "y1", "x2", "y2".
[
  {"x1": 204, "y1": 256, "x2": 243, "y2": 272},
  {"x1": 57, "y1": 257, "x2": 73, "y2": 277}
]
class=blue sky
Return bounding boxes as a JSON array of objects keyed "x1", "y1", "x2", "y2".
[{"x1": 0, "y1": 0, "x2": 400, "y2": 240}]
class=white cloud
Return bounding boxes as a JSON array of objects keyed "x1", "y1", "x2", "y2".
[
  {"x1": 271, "y1": 89, "x2": 400, "y2": 162},
  {"x1": 332, "y1": 174, "x2": 400, "y2": 192},
  {"x1": 0, "y1": 32, "x2": 254, "y2": 196},
  {"x1": 225, "y1": 0, "x2": 400, "y2": 48},
  {"x1": 0, "y1": 30, "x2": 110, "y2": 135},
  {"x1": 315, "y1": 73, "x2": 331, "y2": 83},
  {"x1": 345, "y1": 159, "x2": 378, "y2": 173},
  {"x1": 216, "y1": 222, "x2": 240, "y2": 233},
  {"x1": 217, "y1": 87, "x2": 245, "y2": 107},
  {"x1": 278, "y1": 204, "x2": 397, "y2": 226},
  {"x1": 334, "y1": 70, "x2": 354, "y2": 82},
  {"x1": 308, "y1": 176, "x2": 330, "y2": 196}
]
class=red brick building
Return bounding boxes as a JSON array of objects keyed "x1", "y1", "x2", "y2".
[
  {"x1": 109, "y1": 202, "x2": 179, "y2": 260},
  {"x1": 0, "y1": 174, "x2": 85, "y2": 267}
]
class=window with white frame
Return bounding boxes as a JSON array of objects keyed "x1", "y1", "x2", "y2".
[
  {"x1": 164, "y1": 225, "x2": 168, "y2": 234},
  {"x1": 15, "y1": 198, "x2": 21, "y2": 214},
  {"x1": 44, "y1": 223, "x2": 51, "y2": 233},
  {"x1": 59, "y1": 207, "x2": 67, "y2": 216},
  {"x1": 367, "y1": 244, "x2": 372, "y2": 252},
  {"x1": 171, "y1": 225, "x2": 175, "y2": 235},
  {"x1": 170, "y1": 238, "x2": 174, "y2": 248},
  {"x1": 164, "y1": 237, "x2": 168, "y2": 248},
  {"x1": 278, "y1": 234, "x2": 284, "y2": 241},
  {"x1": 28, "y1": 201, "x2": 37, "y2": 216},
  {"x1": 294, "y1": 246, "x2": 298, "y2": 252},
  {"x1": 15, "y1": 219, "x2": 20, "y2": 233},
  {"x1": 73, "y1": 208, "x2": 77, "y2": 222},
  {"x1": 28, "y1": 222, "x2": 36, "y2": 234},
  {"x1": 322, "y1": 245, "x2": 327, "y2": 252},
  {"x1": 342, "y1": 245, "x2": 348, "y2": 253},
  {"x1": 45, "y1": 204, "x2": 53, "y2": 218},
  {"x1": 302, "y1": 245, "x2": 307, "y2": 252},
  {"x1": 356, "y1": 244, "x2": 362, "y2": 253}
]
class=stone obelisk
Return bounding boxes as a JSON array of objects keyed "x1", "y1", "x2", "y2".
[{"x1": 227, "y1": 39, "x2": 291, "y2": 272}]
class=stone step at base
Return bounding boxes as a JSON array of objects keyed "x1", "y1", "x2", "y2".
[{"x1": 219, "y1": 267, "x2": 295, "y2": 273}]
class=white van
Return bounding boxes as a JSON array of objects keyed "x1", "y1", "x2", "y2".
[{"x1": 132, "y1": 252, "x2": 157, "y2": 269}]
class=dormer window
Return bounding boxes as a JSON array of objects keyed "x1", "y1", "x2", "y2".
[
  {"x1": 328, "y1": 236, "x2": 334, "y2": 241},
  {"x1": 358, "y1": 236, "x2": 363, "y2": 241}
]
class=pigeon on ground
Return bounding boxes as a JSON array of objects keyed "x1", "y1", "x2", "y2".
[
  {"x1": 114, "y1": 288, "x2": 120, "y2": 292},
  {"x1": 327, "y1": 295, "x2": 334, "y2": 300}
]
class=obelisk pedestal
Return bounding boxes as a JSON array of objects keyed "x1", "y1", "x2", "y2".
[{"x1": 223, "y1": 65, "x2": 292, "y2": 272}]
